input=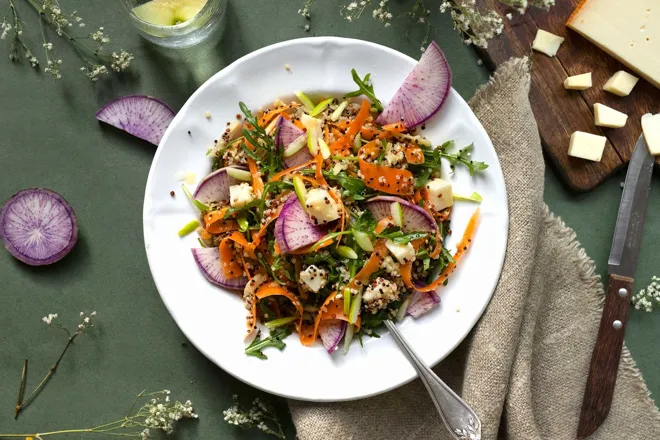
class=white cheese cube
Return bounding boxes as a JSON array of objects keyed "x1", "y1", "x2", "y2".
[
  {"x1": 304, "y1": 188, "x2": 340, "y2": 225},
  {"x1": 299, "y1": 265, "x2": 328, "y2": 293},
  {"x1": 568, "y1": 132, "x2": 607, "y2": 162},
  {"x1": 641, "y1": 113, "x2": 660, "y2": 156},
  {"x1": 385, "y1": 241, "x2": 416, "y2": 264},
  {"x1": 426, "y1": 178, "x2": 453, "y2": 212},
  {"x1": 594, "y1": 103, "x2": 628, "y2": 128},
  {"x1": 532, "y1": 29, "x2": 565, "y2": 57},
  {"x1": 229, "y1": 183, "x2": 255, "y2": 208},
  {"x1": 603, "y1": 71, "x2": 639, "y2": 97},
  {"x1": 564, "y1": 73, "x2": 592, "y2": 90}
]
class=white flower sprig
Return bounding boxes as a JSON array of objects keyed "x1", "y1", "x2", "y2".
[
  {"x1": 223, "y1": 394, "x2": 286, "y2": 439},
  {"x1": 0, "y1": 390, "x2": 198, "y2": 439},
  {"x1": 632, "y1": 276, "x2": 660, "y2": 312},
  {"x1": 440, "y1": 0, "x2": 504, "y2": 49},
  {"x1": 14, "y1": 311, "x2": 97, "y2": 419},
  {"x1": 1, "y1": 0, "x2": 134, "y2": 80}
]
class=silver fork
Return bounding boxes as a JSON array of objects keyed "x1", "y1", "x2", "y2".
[{"x1": 384, "y1": 320, "x2": 481, "y2": 440}]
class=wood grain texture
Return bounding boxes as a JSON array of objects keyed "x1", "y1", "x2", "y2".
[
  {"x1": 477, "y1": 0, "x2": 660, "y2": 192},
  {"x1": 577, "y1": 274, "x2": 633, "y2": 439}
]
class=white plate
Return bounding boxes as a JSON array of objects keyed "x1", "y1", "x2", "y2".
[{"x1": 143, "y1": 37, "x2": 508, "y2": 401}]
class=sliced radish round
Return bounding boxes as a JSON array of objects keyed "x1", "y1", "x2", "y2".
[
  {"x1": 284, "y1": 145, "x2": 314, "y2": 168},
  {"x1": 193, "y1": 167, "x2": 241, "y2": 204},
  {"x1": 96, "y1": 95, "x2": 175, "y2": 146},
  {"x1": 274, "y1": 194, "x2": 327, "y2": 254},
  {"x1": 319, "y1": 320, "x2": 347, "y2": 354},
  {"x1": 407, "y1": 290, "x2": 440, "y2": 318},
  {"x1": 376, "y1": 41, "x2": 451, "y2": 128},
  {"x1": 191, "y1": 247, "x2": 248, "y2": 290},
  {"x1": 276, "y1": 118, "x2": 305, "y2": 149},
  {"x1": 365, "y1": 196, "x2": 437, "y2": 232},
  {"x1": 0, "y1": 188, "x2": 78, "y2": 266}
]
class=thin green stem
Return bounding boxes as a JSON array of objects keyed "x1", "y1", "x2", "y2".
[{"x1": 13, "y1": 359, "x2": 27, "y2": 419}]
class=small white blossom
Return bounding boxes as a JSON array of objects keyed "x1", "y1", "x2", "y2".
[
  {"x1": 42, "y1": 313, "x2": 58, "y2": 325},
  {"x1": 633, "y1": 276, "x2": 660, "y2": 312}
]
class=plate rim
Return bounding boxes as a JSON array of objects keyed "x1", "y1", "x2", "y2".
[{"x1": 143, "y1": 36, "x2": 509, "y2": 401}]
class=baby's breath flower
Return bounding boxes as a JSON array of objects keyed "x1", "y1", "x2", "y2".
[
  {"x1": 632, "y1": 276, "x2": 660, "y2": 312},
  {"x1": 440, "y1": 0, "x2": 503, "y2": 49},
  {"x1": 81, "y1": 63, "x2": 108, "y2": 81},
  {"x1": 223, "y1": 395, "x2": 285, "y2": 439},
  {"x1": 110, "y1": 50, "x2": 135, "y2": 72},
  {"x1": 41, "y1": 313, "x2": 58, "y2": 325}
]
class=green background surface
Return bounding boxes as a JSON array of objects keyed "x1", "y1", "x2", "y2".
[{"x1": 0, "y1": 1, "x2": 657, "y2": 438}]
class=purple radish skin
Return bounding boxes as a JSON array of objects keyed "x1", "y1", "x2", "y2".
[
  {"x1": 193, "y1": 167, "x2": 241, "y2": 205},
  {"x1": 376, "y1": 41, "x2": 451, "y2": 128},
  {"x1": 0, "y1": 188, "x2": 78, "y2": 266},
  {"x1": 191, "y1": 247, "x2": 248, "y2": 290},
  {"x1": 406, "y1": 290, "x2": 441, "y2": 318},
  {"x1": 365, "y1": 196, "x2": 437, "y2": 233},
  {"x1": 96, "y1": 95, "x2": 175, "y2": 146},
  {"x1": 276, "y1": 118, "x2": 305, "y2": 148},
  {"x1": 274, "y1": 194, "x2": 327, "y2": 254},
  {"x1": 319, "y1": 320, "x2": 348, "y2": 354}
]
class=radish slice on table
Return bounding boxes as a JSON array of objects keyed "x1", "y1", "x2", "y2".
[
  {"x1": 376, "y1": 41, "x2": 451, "y2": 128},
  {"x1": 365, "y1": 196, "x2": 437, "y2": 233},
  {"x1": 191, "y1": 247, "x2": 248, "y2": 290},
  {"x1": 319, "y1": 320, "x2": 347, "y2": 354},
  {"x1": 406, "y1": 290, "x2": 441, "y2": 318},
  {"x1": 96, "y1": 95, "x2": 175, "y2": 146},
  {"x1": 274, "y1": 194, "x2": 327, "y2": 254},
  {"x1": 0, "y1": 188, "x2": 78, "y2": 266},
  {"x1": 193, "y1": 167, "x2": 241, "y2": 204}
]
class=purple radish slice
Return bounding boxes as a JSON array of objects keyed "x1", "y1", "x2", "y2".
[
  {"x1": 96, "y1": 95, "x2": 176, "y2": 146},
  {"x1": 193, "y1": 167, "x2": 241, "y2": 205},
  {"x1": 284, "y1": 143, "x2": 314, "y2": 168},
  {"x1": 376, "y1": 41, "x2": 451, "y2": 128},
  {"x1": 276, "y1": 117, "x2": 305, "y2": 149},
  {"x1": 406, "y1": 290, "x2": 441, "y2": 318},
  {"x1": 0, "y1": 188, "x2": 78, "y2": 266},
  {"x1": 274, "y1": 194, "x2": 327, "y2": 254},
  {"x1": 365, "y1": 196, "x2": 437, "y2": 233},
  {"x1": 191, "y1": 247, "x2": 248, "y2": 290},
  {"x1": 319, "y1": 320, "x2": 347, "y2": 354}
]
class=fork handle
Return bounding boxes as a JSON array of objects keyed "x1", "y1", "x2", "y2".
[
  {"x1": 577, "y1": 274, "x2": 633, "y2": 439},
  {"x1": 384, "y1": 320, "x2": 481, "y2": 440}
]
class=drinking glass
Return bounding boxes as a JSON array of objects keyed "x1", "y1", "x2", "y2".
[{"x1": 119, "y1": 0, "x2": 226, "y2": 49}]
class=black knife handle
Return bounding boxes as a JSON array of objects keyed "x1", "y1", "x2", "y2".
[{"x1": 577, "y1": 274, "x2": 633, "y2": 439}]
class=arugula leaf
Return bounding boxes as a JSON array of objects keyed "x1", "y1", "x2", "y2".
[
  {"x1": 238, "y1": 102, "x2": 285, "y2": 179},
  {"x1": 323, "y1": 171, "x2": 366, "y2": 196},
  {"x1": 245, "y1": 328, "x2": 291, "y2": 360},
  {"x1": 352, "y1": 210, "x2": 378, "y2": 234},
  {"x1": 344, "y1": 69, "x2": 384, "y2": 112},
  {"x1": 439, "y1": 143, "x2": 488, "y2": 176},
  {"x1": 376, "y1": 227, "x2": 427, "y2": 244},
  {"x1": 414, "y1": 168, "x2": 432, "y2": 189}
]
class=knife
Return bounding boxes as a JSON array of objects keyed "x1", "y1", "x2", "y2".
[{"x1": 577, "y1": 135, "x2": 654, "y2": 439}]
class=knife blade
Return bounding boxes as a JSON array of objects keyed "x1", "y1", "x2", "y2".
[{"x1": 577, "y1": 135, "x2": 654, "y2": 439}]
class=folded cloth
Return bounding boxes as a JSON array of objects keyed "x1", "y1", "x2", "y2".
[{"x1": 288, "y1": 58, "x2": 660, "y2": 440}]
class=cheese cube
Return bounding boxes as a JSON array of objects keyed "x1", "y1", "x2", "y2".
[
  {"x1": 564, "y1": 73, "x2": 592, "y2": 90},
  {"x1": 594, "y1": 103, "x2": 628, "y2": 128},
  {"x1": 568, "y1": 131, "x2": 607, "y2": 162},
  {"x1": 567, "y1": 0, "x2": 660, "y2": 89},
  {"x1": 304, "y1": 188, "x2": 340, "y2": 224},
  {"x1": 229, "y1": 183, "x2": 255, "y2": 208},
  {"x1": 641, "y1": 113, "x2": 660, "y2": 155},
  {"x1": 532, "y1": 29, "x2": 565, "y2": 57},
  {"x1": 299, "y1": 265, "x2": 328, "y2": 293},
  {"x1": 385, "y1": 241, "x2": 416, "y2": 264},
  {"x1": 425, "y1": 178, "x2": 453, "y2": 212},
  {"x1": 603, "y1": 71, "x2": 639, "y2": 97}
]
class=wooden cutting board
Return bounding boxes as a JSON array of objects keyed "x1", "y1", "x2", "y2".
[{"x1": 476, "y1": 0, "x2": 659, "y2": 192}]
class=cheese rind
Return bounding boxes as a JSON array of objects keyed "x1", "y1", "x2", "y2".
[
  {"x1": 594, "y1": 103, "x2": 628, "y2": 128},
  {"x1": 532, "y1": 29, "x2": 565, "y2": 57},
  {"x1": 564, "y1": 72, "x2": 592, "y2": 90},
  {"x1": 641, "y1": 113, "x2": 660, "y2": 155},
  {"x1": 567, "y1": 0, "x2": 660, "y2": 89},
  {"x1": 568, "y1": 131, "x2": 607, "y2": 162},
  {"x1": 603, "y1": 71, "x2": 639, "y2": 97}
]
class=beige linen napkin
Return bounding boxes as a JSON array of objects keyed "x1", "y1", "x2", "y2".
[{"x1": 288, "y1": 58, "x2": 660, "y2": 440}]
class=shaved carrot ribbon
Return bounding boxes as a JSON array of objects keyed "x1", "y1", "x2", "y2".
[
  {"x1": 257, "y1": 103, "x2": 299, "y2": 127},
  {"x1": 203, "y1": 208, "x2": 239, "y2": 234},
  {"x1": 405, "y1": 145, "x2": 425, "y2": 164},
  {"x1": 219, "y1": 237, "x2": 243, "y2": 279},
  {"x1": 358, "y1": 158, "x2": 414, "y2": 195},
  {"x1": 247, "y1": 158, "x2": 264, "y2": 197},
  {"x1": 254, "y1": 282, "x2": 305, "y2": 344},
  {"x1": 329, "y1": 100, "x2": 370, "y2": 152},
  {"x1": 300, "y1": 291, "x2": 361, "y2": 346},
  {"x1": 401, "y1": 208, "x2": 480, "y2": 292}
]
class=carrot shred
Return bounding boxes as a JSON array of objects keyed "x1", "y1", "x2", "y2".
[
  {"x1": 401, "y1": 208, "x2": 480, "y2": 291},
  {"x1": 329, "y1": 100, "x2": 370, "y2": 152},
  {"x1": 380, "y1": 122, "x2": 407, "y2": 134},
  {"x1": 300, "y1": 290, "x2": 361, "y2": 346},
  {"x1": 257, "y1": 103, "x2": 299, "y2": 128},
  {"x1": 360, "y1": 126, "x2": 380, "y2": 140},
  {"x1": 256, "y1": 282, "x2": 305, "y2": 343},
  {"x1": 247, "y1": 158, "x2": 264, "y2": 197},
  {"x1": 203, "y1": 209, "x2": 240, "y2": 234},
  {"x1": 405, "y1": 145, "x2": 425, "y2": 164},
  {"x1": 269, "y1": 157, "x2": 318, "y2": 182},
  {"x1": 293, "y1": 119, "x2": 305, "y2": 130},
  {"x1": 219, "y1": 237, "x2": 243, "y2": 279},
  {"x1": 358, "y1": 158, "x2": 415, "y2": 195}
]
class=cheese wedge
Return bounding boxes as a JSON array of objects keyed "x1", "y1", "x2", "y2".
[
  {"x1": 532, "y1": 29, "x2": 565, "y2": 57},
  {"x1": 564, "y1": 72, "x2": 592, "y2": 90},
  {"x1": 594, "y1": 103, "x2": 628, "y2": 128},
  {"x1": 603, "y1": 71, "x2": 639, "y2": 97},
  {"x1": 641, "y1": 113, "x2": 660, "y2": 155},
  {"x1": 567, "y1": 0, "x2": 660, "y2": 89},
  {"x1": 568, "y1": 131, "x2": 607, "y2": 162}
]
